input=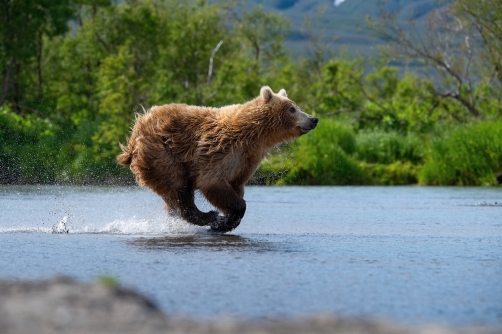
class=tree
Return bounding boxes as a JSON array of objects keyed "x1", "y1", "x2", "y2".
[
  {"x1": 369, "y1": 2, "x2": 502, "y2": 118},
  {"x1": 455, "y1": 0, "x2": 502, "y2": 84},
  {"x1": 236, "y1": 5, "x2": 290, "y2": 63},
  {"x1": 0, "y1": 0, "x2": 74, "y2": 109},
  {"x1": 0, "y1": 0, "x2": 298, "y2": 183}
]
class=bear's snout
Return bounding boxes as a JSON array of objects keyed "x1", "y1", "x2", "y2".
[
  {"x1": 297, "y1": 112, "x2": 318, "y2": 134},
  {"x1": 311, "y1": 118, "x2": 319, "y2": 129}
]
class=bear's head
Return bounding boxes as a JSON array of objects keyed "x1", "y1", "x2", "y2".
[{"x1": 254, "y1": 86, "x2": 318, "y2": 144}]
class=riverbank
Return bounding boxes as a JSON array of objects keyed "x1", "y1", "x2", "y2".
[
  {"x1": 0, "y1": 277, "x2": 498, "y2": 334},
  {"x1": 2, "y1": 118, "x2": 501, "y2": 187}
]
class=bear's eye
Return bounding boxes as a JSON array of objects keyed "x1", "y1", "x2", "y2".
[{"x1": 289, "y1": 107, "x2": 296, "y2": 113}]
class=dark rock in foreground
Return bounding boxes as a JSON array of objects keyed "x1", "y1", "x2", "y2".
[{"x1": 0, "y1": 277, "x2": 496, "y2": 334}]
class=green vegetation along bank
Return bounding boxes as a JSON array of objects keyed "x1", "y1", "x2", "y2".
[
  {"x1": 0, "y1": 0, "x2": 501, "y2": 186},
  {"x1": 254, "y1": 119, "x2": 502, "y2": 186}
]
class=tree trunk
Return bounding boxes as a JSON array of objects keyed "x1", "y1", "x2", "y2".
[{"x1": 0, "y1": 57, "x2": 13, "y2": 107}]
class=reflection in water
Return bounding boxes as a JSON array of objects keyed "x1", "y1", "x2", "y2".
[{"x1": 129, "y1": 234, "x2": 294, "y2": 253}]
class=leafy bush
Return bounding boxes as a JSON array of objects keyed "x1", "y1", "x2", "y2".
[
  {"x1": 420, "y1": 121, "x2": 502, "y2": 185},
  {"x1": 0, "y1": 107, "x2": 59, "y2": 184},
  {"x1": 360, "y1": 161, "x2": 420, "y2": 185},
  {"x1": 282, "y1": 119, "x2": 365, "y2": 185},
  {"x1": 253, "y1": 119, "x2": 425, "y2": 185},
  {"x1": 355, "y1": 129, "x2": 424, "y2": 164}
]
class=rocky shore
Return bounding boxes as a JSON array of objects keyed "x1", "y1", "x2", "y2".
[{"x1": 0, "y1": 277, "x2": 497, "y2": 334}]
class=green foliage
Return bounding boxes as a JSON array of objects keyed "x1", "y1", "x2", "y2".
[
  {"x1": 237, "y1": 5, "x2": 290, "y2": 64},
  {"x1": 355, "y1": 129, "x2": 423, "y2": 164},
  {"x1": 360, "y1": 162, "x2": 420, "y2": 185},
  {"x1": 283, "y1": 119, "x2": 364, "y2": 185},
  {"x1": 420, "y1": 121, "x2": 502, "y2": 186},
  {"x1": 302, "y1": 57, "x2": 479, "y2": 134},
  {"x1": 313, "y1": 58, "x2": 365, "y2": 117},
  {"x1": 257, "y1": 119, "x2": 424, "y2": 186},
  {"x1": 0, "y1": 105, "x2": 57, "y2": 183},
  {"x1": 1, "y1": 0, "x2": 293, "y2": 184},
  {"x1": 1, "y1": 0, "x2": 502, "y2": 186},
  {"x1": 0, "y1": 0, "x2": 74, "y2": 111}
]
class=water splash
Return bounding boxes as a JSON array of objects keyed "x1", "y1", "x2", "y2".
[
  {"x1": 96, "y1": 215, "x2": 206, "y2": 235},
  {"x1": 0, "y1": 214, "x2": 211, "y2": 235},
  {"x1": 51, "y1": 216, "x2": 69, "y2": 234}
]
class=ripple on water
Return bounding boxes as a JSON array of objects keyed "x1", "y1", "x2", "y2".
[{"x1": 0, "y1": 186, "x2": 501, "y2": 327}]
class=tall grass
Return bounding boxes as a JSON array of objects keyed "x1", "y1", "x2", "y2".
[
  {"x1": 354, "y1": 129, "x2": 424, "y2": 185},
  {"x1": 420, "y1": 121, "x2": 502, "y2": 186}
]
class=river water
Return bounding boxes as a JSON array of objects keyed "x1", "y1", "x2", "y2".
[{"x1": 0, "y1": 185, "x2": 501, "y2": 327}]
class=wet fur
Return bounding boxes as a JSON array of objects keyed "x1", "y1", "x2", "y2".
[{"x1": 118, "y1": 87, "x2": 311, "y2": 232}]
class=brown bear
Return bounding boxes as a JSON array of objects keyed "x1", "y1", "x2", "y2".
[{"x1": 117, "y1": 86, "x2": 318, "y2": 233}]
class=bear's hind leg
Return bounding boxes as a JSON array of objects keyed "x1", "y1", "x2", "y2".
[
  {"x1": 168, "y1": 181, "x2": 218, "y2": 227},
  {"x1": 145, "y1": 167, "x2": 218, "y2": 227},
  {"x1": 201, "y1": 182, "x2": 246, "y2": 233}
]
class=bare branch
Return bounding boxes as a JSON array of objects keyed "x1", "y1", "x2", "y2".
[
  {"x1": 95, "y1": 32, "x2": 111, "y2": 53},
  {"x1": 372, "y1": 5, "x2": 486, "y2": 118},
  {"x1": 427, "y1": 100, "x2": 440, "y2": 117},
  {"x1": 437, "y1": 91, "x2": 481, "y2": 117},
  {"x1": 11, "y1": 103, "x2": 43, "y2": 116},
  {"x1": 37, "y1": 31, "x2": 43, "y2": 99},
  {"x1": 463, "y1": 35, "x2": 476, "y2": 107},
  {"x1": 207, "y1": 40, "x2": 223, "y2": 85}
]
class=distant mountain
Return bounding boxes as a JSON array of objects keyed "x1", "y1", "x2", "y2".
[{"x1": 244, "y1": 0, "x2": 449, "y2": 58}]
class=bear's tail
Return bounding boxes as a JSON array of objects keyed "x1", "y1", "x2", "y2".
[{"x1": 117, "y1": 142, "x2": 133, "y2": 167}]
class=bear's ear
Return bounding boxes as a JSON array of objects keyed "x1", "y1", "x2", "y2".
[
  {"x1": 260, "y1": 86, "x2": 274, "y2": 102},
  {"x1": 278, "y1": 89, "x2": 288, "y2": 98}
]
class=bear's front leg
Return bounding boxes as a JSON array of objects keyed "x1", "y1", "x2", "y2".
[{"x1": 202, "y1": 182, "x2": 246, "y2": 233}]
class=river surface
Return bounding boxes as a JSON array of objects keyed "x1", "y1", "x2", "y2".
[{"x1": 0, "y1": 185, "x2": 501, "y2": 327}]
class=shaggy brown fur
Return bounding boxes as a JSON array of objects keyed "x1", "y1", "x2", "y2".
[{"x1": 117, "y1": 86, "x2": 317, "y2": 232}]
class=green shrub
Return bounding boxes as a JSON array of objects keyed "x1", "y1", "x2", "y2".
[
  {"x1": 420, "y1": 121, "x2": 502, "y2": 185},
  {"x1": 360, "y1": 161, "x2": 420, "y2": 185},
  {"x1": 255, "y1": 119, "x2": 425, "y2": 185},
  {"x1": 282, "y1": 119, "x2": 365, "y2": 185},
  {"x1": 356, "y1": 129, "x2": 424, "y2": 164},
  {"x1": 0, "y1": 107, "x2": 59, "y2": 184}
]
